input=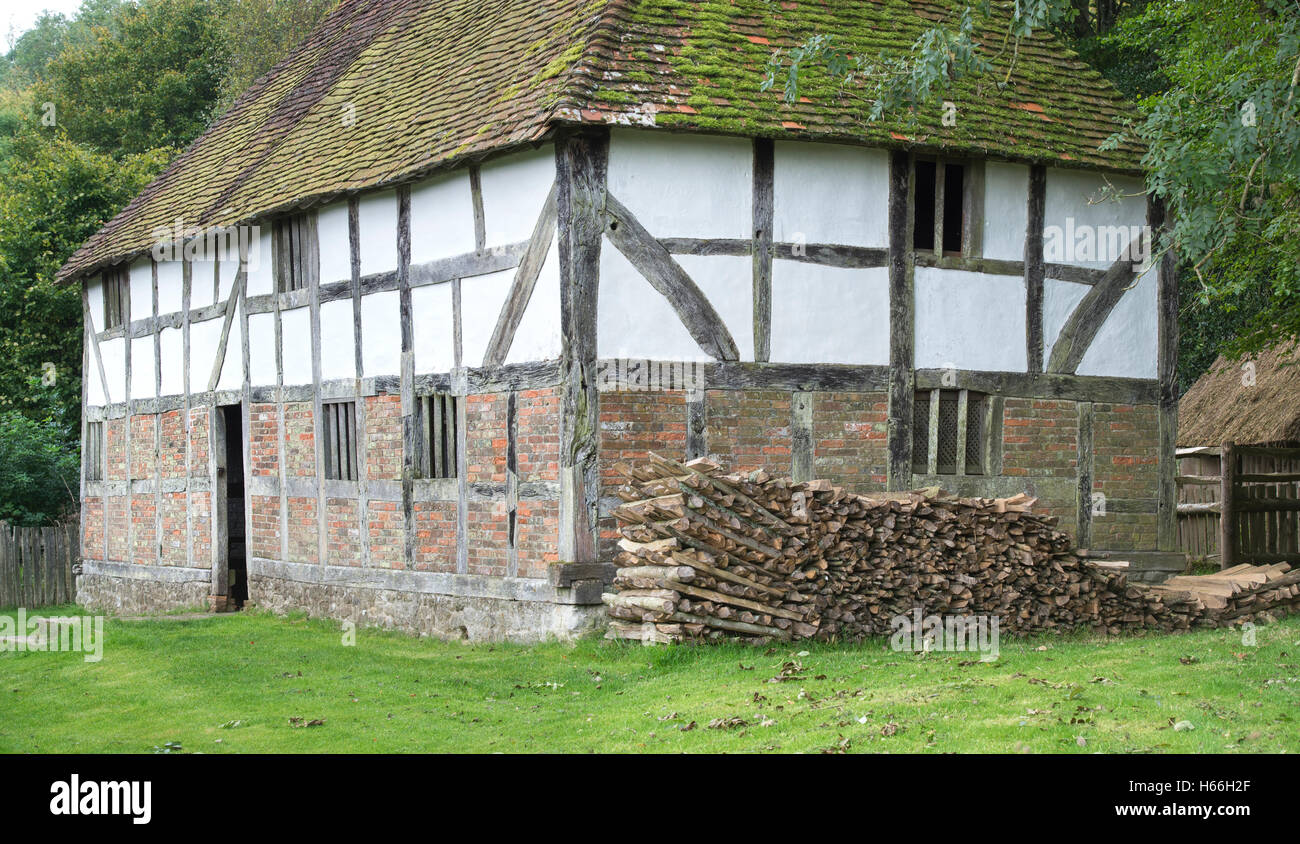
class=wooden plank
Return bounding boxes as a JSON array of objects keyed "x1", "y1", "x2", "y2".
[
  {"x1": 955, "y1": 388, "x2": 969, "y2": 477},
  {"x1": 913, "y1": 368, "x2": 1161, "y2": 405},
  {"x1": 1025, "y1": 165, "x2": 1046, "y2": 372},
  {"x1": 791, "y1": 391, "x2": 813, "y2": 482},
  {"x1": 469, "y1": 165, "x2": 486, "y2": 253},
  {"x1": 482, "y1": 182, "x2": 558, "y2": 368},
  {"x1": 1077, "y1": 401, "x2": 1094, "y2": 547},
  {"x1": 1221, "y1": 442, "x2": 1237, "y2": 569},
  {"x1": 604, "y1": 193, "x2": 739, "y2": 362},
  {"x1": 752, "y1": 138, "x2": 774, "y2": 363},
  {"x1": 926, "y1": 388, "x2": 940, "y2": 475}
]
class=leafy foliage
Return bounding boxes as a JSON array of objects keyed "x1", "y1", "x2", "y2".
[{"x1": 0, "y1": 410, "x2": 79, "y2": 526}]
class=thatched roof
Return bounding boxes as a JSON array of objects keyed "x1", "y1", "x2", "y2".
[
  {"x1": 1178, "y1": 343, "x2": 1300, "y2": 447},
  {"x1": 58, "y1": 0, "x2": 1145, "y2": 285}
]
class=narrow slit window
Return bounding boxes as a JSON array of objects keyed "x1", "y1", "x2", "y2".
[
  {"x1": 322, "y1": 401, "x2": 357, "y2": 481},
  {"x1": 274, "y1": 213, "x2": 317, "y2": 293},
  {"x1": 942, "y1": 163, "x2": 965, "y2": 255},
  {"x1": 416, "y1": 393, "x2": 459, "y2": 480},
  {"x1": 85, "y1": 421, "x2": 104, "y2": 481},
  {"x1": 912, "y1": 160, "x2": 936, "y2": 252},
  {"x1": 102, "y1": 267, "x2": 127, "y2": 331}
]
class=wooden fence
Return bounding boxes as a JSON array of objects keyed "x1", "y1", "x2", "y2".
[
  {"x1": 0, "y1": 520, "x2": 79, "y2": 608},
  {"x1": 1177, "y1": 443, "x2": 1300, "y2": 567}
]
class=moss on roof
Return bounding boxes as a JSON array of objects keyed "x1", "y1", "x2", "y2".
[{"x1": 59, "y1": 0, "x2": 1145, "y2": 284}]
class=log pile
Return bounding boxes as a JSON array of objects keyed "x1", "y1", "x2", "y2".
[{"x1": 603, "y1": 454, "x2": 1300, "y2": 644}]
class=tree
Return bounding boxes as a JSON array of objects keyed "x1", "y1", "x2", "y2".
[
  {"x1": 214, "y1": 0, "x2": 339, "y2": 109},
  {"x1": 0, "y1": 409, "x2": 80, "y2": 526}
]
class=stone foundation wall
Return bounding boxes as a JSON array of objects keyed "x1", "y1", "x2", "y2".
[{"x1": 77, "y1": 566, "x2": 210, "y2": 616}]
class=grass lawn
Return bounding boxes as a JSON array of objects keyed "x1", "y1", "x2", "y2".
[{"x1": 2, "y1": 606, "x2": 1298, "y2": 753}]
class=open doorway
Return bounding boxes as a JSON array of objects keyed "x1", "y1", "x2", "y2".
[{"x1": 220, "y1": 405, "x2": 247, "y2": 608}]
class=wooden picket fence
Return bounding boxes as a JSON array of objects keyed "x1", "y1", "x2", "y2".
[
  {"x1": 0, "y1": 520, "x2": 79, "y2": 608},
  {"x1": 1176, "y1": 444, "x2": 1300, "y2": 567}
]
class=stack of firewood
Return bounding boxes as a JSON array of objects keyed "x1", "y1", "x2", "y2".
[{"x1": 603, "y1": 455, "x2": 1299, "y2": 644}]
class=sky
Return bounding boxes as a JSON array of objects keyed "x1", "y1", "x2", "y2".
[{"x1": 3, "y1": 0, "x2": 85, "y2": 50}]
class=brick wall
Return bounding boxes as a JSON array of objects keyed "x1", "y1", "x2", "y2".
[
  {"x1": 706, "y1": 389, "x2": 792, "y2": 475},
  {"x1": 412, "y1": 500, "x2": 456, "y2": 572},
  {"x1": 82, "y1": 497, "x2": 103, "y2": 560},
  {"x1": 189, "y1": 491, "x2": 211, "y2": 567},
  {"x1": 1092, "y1": 403, "x2": 1160, "y2": 551},
  {"x1": 131, "y1": 493, "x2": 156, "y2": 565},
  {"x1": 249, "y1": 404, "x2": 279, "y2": 477},
  {"x1": 327, "y1": 498, "x2": 362, "y2": 565},
  {"x1": 813, "y1": 391, "x2": 888, "y2": 493},
  {"x1": 106, "y1": 418, "x2": 126, "y2": 481},
  {"x1": 1002, "y1": 398, "x2": 1079, "y2": 531},
  {"x1": 516, "y1": 388, "x2": 560, "y2": 482},
  {"x1": 516, "y1": 499, "x2": 559, "y2": 579},
  {"x1": 286, "y1": 496, "x2": 318, "y2": 564},
  {"x1": 597, "y1": 389, "x2": 687, "y2": 559},
  {"x1": 160, "y1": 492, "x2": 187, "y2": 565},
  {"x1": 284, "y1": 402, "x2": 316, "y2": 478},
  {"x1": 106, "y1": 495, "x2": 128, "y2": 561},
  {"x1": 130, "y1": 414, "x2": 156, "y2": 480},
  {"x1": 365, "y1": 395, "x2": 401, "y2": 481},
  {"x1": 249, "y1": 494, "x2": 280, "y2": 559},
  {"x1": 188, "y1": 407, "x2": 209, "y2": 477},
  {"x1": 467, "y1": 500, "x2": 508, "y2": 577},
  {"x1": 466, "y1": 393, "x2": 507, "y2": 484},
  {"x1": 368, "y1": 499, "x2": 403, "y2": 569}
]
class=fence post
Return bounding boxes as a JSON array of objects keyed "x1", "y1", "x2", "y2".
[{"x1": 1220, "y1": 441, "x2": 1236, "y2": 569}]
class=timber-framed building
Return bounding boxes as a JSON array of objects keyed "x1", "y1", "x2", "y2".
[{"x1": 62, "y1": 0, "x2": 1179, "y2": 640}]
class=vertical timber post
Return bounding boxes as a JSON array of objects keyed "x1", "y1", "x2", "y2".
[
  {"x1": 1220, "y1": 442, "x2": 1236, "y2": 569},
  {"x1": 556, "y1": 128, "x2": 609, "y2": 564},
  {"x1": 1152, "y1": 196, "x2": 1179, "y2": 553},
  {"x1": 1025, "y1": 165, "x2": 1046, "y2": 373},
  {"x1": 886, "y1": 151, "x2": 915, "y2": 491}
]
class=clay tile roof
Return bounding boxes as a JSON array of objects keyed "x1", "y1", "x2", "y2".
[{"x1": 58, "y1": 0, "x2": 1145, "y2": 284}]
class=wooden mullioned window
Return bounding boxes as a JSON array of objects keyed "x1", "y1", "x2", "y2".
[
  {"x1": 273, "y1": 212, "x2": 318, "y2": 293},
  {"x1": 85, "y1": 421, "x2": 104, "y2": 481},
  {"x1": 102, "y1": 267, "x2": 127, "y2": 330},
  {"x1": 912, "y1": 157, "x2": 983, "y2": 258},
  {"x1": 913, "y1": 389, "x2": 988, "y2": 476},
  {"x1": 322, "y1": 401, "x2": 357, "y2": 481},
  {"x1": 416, "y1": 393, "x2": 459, "y2": 480}
]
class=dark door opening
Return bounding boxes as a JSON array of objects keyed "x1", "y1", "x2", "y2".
[{"x1": 222, "y1": 405, "x2": 247, "y2": 608}]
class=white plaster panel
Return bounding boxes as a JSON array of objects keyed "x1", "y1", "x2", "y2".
[
  {"x1": 673, "y1": 254, "x2": 753, "y2": 362},
  {"x1": 319, "y1": 299, "x2": 356, "y2": 381},
  {"x1": 1044, "y1": 168, "x2": 1146, "y2": 269},
  {"x1": 461, "y1": 269, "x2": 515, "y2": 369},
  {"x1": 770, "y1": 262, "x2": 890, "y2": 365},
  {"x1": 359, "y1": 190, "x2": 399, "y2": 276},
  {"x1": 248, "y1": 312, "x2": 278, "y2": 387},
  {"x1": 280, "y1": 307, "x2": 313, "y2": 387},
  {"x1": 1077, "y1": 265, "x2": 1159, "y2": 379},
  {"x1": 129, "y1": 258, "x2": 154, "y2": 322},
  {"x1": 217, "y1": 318, "x2": 242, "y2": 392},
  {"x1": 410, "y1": 170, "x2": 476, "y2": 265},
  {"x1": 245, "y1": 229, "x2": 274, "y2": 297},
  {"x1": 159, "y1": 327, "x2": 184, "y2": 396},
  {"x1": 218, "y1": 252, "x2": 240, "y2": 303},
  {"x1": 598, "y1": 246, "x2": 712, "y2": 362},
  {"x1": 505, "y1": 237, "x2": 562, "y2": 365},
  {"x1": 773, "y1": 141, "x2": 888, "y2": 248},
  {"x1": 412, "y1": 283, "x2": 455, "y2": 374},
  {"x1": 914, "y1": 267, "x2": 1028, "y2": 372},
  {"x1": 480, "y1": 145, "x2": 555, "y2": 249},
  {"x1": 86, "y1": 277, "x2": 104, "y2": 335},
  {"x1": 188, "y1": 318, "x2": 222, "y2": 392},
  {"x1": 130, "y1": 336, "x2": 156, "y2": 400},
  {"x1": 96, "y1": 337, "x2": 126, "y2": 406},
  {"x1": 607, "y1": 129, "x2": 751, "y2": 239},
  {"x1": 156, "y1": 259, "x2": 183, "y2": 315},
  {"x1": 983, "y1": 161, "x2": 1030, "y2": 262},
  {"x1": 318, "y1": 201, "x2": 352, "y2": 285},
  {"x1": 361, "y1": 290, "x2": 400, "y2": 377},
  {"x1": 87, "y1": 361, "x2": 106, "y2": 407},
  {"x1": 1042, "y1": 277, "x2": 1091, "y2": 365},
  {"x1": 190, "y1": 260, "x2": 216, "y2": 309}
]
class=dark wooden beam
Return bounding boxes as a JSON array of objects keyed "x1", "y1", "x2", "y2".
[
  {"x1": 1025, "y1": 164, "x2": 1046, "y2": 372},
  {"x1": 914, "y1": 368, "x2": 1161, "y2": 405},
  {"x1": 556, "y1": 128, "x2": 609, "y2": 564},
  {"x1": 1076, "y1": 401, "x2": 1094, "y2": 548},
  {"x1": 1153, "y1": 196, "x2": 1180, "y2": 552},
  {"x1": 604, "y1": 193, "x2": 740, "y2": 362},
  {"x1": 752, "y1": 138, "x2": 774, "y2": 363},
  {"x1": 886, "y1": 151, "x2": 915, "y2": 491}
]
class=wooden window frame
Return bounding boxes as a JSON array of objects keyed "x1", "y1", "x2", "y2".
[
  {"x1": 273, "y1": 212, "x2": 319, "y2": 294},
  {"x1": 85, "y1": 421, "x2": 104, "y2": 481},
  {"x1": 911, "y1": 156, "x2": 985, "y2": 259},
  {"x1": 415, "y1": 392, "x2": 459, "y2": 480},
  {"x1": 912, "y1": 388, "x2": 989, "y2": 477},
  {"x1": 322, "y1": 400, "x2": 358, "y2": 481},
  {"x1": 102, "y1": 267, "x2": 127, "y2": 331}
]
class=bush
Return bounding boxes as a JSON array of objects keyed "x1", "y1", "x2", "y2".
[{"x1": 0, "y1": 410, "x2": 78, "y2": 526}]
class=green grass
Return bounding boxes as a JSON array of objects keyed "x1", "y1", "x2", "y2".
[{"x1": 2, "y1": 606, "x2": 1298, "y2": 753}]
